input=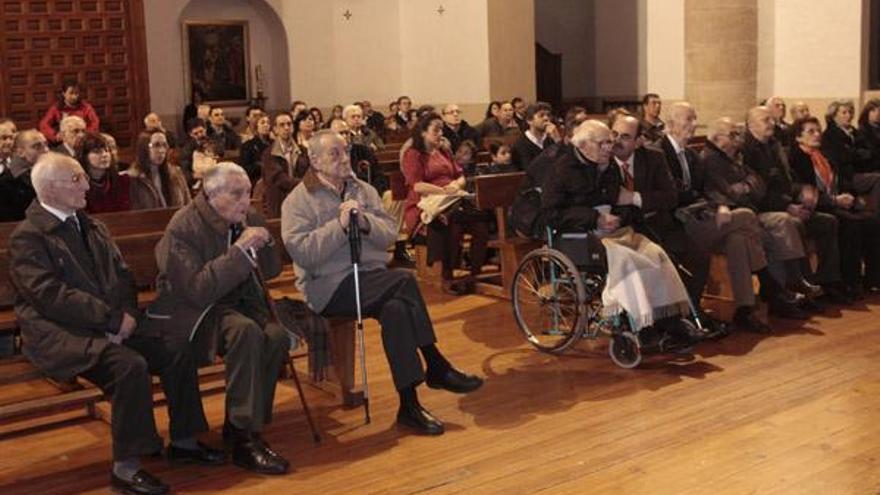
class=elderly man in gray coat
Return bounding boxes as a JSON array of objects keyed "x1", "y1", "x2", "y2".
[
  {"x1": 9, "y1": 153, "x2": 224, "y2": 495},
  {"x1": 282, "y1": 130, "x2": 483, "y2": 436},
  {"x1": 147, "y1": 162, "x2": 291, "y2": 475}
]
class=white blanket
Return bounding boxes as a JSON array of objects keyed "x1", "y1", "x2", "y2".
[{"x1": 600, "y1": 227, "x2": 691, "y2": 331}]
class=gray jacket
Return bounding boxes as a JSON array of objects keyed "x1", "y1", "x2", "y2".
[{"x1": 281, "y1": 168, "x2": 396, "y2": 312}]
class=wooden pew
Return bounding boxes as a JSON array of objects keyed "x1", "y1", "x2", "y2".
[
  {"x1": 0, "y1": 206, "x2": 357, "y2": 433},
  {"x1": 472, "y1": 172, "x2": 543, "y2": 298}
]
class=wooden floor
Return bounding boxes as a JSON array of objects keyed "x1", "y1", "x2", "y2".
[{"x1": 2, "y1": 286, "x2": 880, "y2": 494}]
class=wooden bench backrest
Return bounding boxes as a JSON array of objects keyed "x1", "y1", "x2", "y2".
[{"x1": 473, "y1": 172, "x2": 526, "y2": 242}]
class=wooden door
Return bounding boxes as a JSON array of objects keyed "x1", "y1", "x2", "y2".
[{"x1": 0, "y1": 0, "x2": 150, "y2": 147}]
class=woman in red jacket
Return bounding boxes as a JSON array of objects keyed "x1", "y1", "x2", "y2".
[{"x1": 39, "y1": 79, "x2": 100, "y2": 143}]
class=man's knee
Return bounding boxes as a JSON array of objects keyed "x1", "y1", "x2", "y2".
[{"x1": 264, "y1": 323, "x2": 292, "y2": 354}]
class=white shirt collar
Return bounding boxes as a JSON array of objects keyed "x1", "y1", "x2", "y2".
[
  {"x1": 666, "y1": 134, "x2": 685, "y2": 154},
  {"x1": 40, "y1": 201, "x2": 76, "y2": 223},
  {"x1": 525, "y1": 130, "x2": 546, "y2": 149},
  {"x1": 615, "y1": 154, "x2": 634, "y2": 170}
]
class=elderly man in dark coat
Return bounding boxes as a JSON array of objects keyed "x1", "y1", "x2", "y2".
[
  {"x1": 146, "y1": 161, "x2": 291, "y2": 475},
  {"x1": 281, "y1": 130, "x2": 483, "y2": 437},
  {"x1": 9, "y1": 152, "x2": 223, "y2": 495}
]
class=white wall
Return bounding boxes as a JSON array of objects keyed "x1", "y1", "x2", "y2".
[
  {"x1": 770, "y1": 0, "x2": 863, "y2": 98},
  {"x1": 399, "y1": 0, "x2": 491, "y2": 105},
  {"x1": 144, "y1": 0, "x2": 290, "y2": 126},
  {"x1": 594, "y1": 0, "x2": 640, "y2": 97},
  {"x1": 643, "y1": 0, "x2": 685, "y2": 100}
]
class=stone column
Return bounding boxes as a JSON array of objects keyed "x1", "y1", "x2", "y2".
[{"x1": 685, "y1": 0, "x2": 758, "y2": 124}]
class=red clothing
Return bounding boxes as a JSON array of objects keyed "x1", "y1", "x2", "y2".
[
  {"x1": 39, "y1": 101, "x2": 101, "y2": 142},
  {"x1": 401, "y1": 147, "x2": 462, "y2": 232},
  {"x1": 86, "y1": 173, "x2": 131, "y2": 214}
]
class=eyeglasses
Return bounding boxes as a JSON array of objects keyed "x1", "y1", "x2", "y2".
[{"x1": 49, "y1": 172, "x2": 89, "y2": 184}]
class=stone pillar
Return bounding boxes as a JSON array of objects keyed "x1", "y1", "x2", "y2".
[{"x1": 685, "y1": 0, "x2": 758, "y2": 124}]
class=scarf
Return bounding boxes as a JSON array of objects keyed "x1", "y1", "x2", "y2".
[{"x1": 800, "y1": 144, "x2": 834, "y2": 192}]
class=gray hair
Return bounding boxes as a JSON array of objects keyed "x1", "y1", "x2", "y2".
[
  {"x1": 825, "y1": 99, "x2": 855, "y2": 123},
  {"x1": 570, "y1": 120, "x2": 609, "y2": 149},
  {"x1": 307, "y1": 129, "x2": 344, "y2": 164},
  {"x1": 31, "y1": 152, "x2": 75, "y2": 200},
  {"x1": 59, "y1": 115, "x2": 86, "y2": 134},
  {"x1": 202, "y1": 161, "x2": 248, "y2": 196},
  {"x1": 707, "y1": 117, "x2": 735, "y2": 143},
  {"x1": 342, "y1": 104, "x2": 362, "y2": 120}
]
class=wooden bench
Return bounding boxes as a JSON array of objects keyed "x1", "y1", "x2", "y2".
[
  {"x1": 0, "y1": 207, "x2": 357, "y2": 433},
  {"x1": 473, "y1": 172, "x2": 542, "y2": 298}
]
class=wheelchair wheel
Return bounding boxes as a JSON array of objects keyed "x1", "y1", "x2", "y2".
[
  {"x1": 609, "y1": 331, "x2": 642, "y2": 369},
  {"x1": 512, "y1": 248, "x2": 586, "y2": 353}
]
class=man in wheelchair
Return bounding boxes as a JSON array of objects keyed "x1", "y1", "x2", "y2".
[{"x1": 540, "y1": 120, "x2": 699, "y2": 352}]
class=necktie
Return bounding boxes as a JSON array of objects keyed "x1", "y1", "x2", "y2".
[
  {"x1": 677, "y1": 149, "x2": 692, "y2": 189},
  {"x1": 65, "y1": 216, "x2": 89, "y2": 250},
  {"x1": 622, "y1": 163, "x2": 634, "y2": 191}
]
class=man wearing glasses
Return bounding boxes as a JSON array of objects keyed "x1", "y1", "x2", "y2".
[
  {"x1": 1, "y1": 129, "x2": 45, "y2": 221},
  {"x1": 9, "y1": 152, "x2": 223, "y2": 495}
]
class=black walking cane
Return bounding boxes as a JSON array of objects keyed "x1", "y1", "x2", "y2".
[
  {"x1": 348, "y1": 209, "x2": 371, "y2": 424},
  {"x1": 249, "y1": 243, "x2": 322, "y2": 443}
]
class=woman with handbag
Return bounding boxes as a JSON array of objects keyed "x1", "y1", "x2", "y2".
[{"x1": 402, "y1": 113, "x2": 491, "y2": 295}]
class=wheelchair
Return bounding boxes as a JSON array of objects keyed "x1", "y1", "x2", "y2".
[{"x1": 510, "y1": 228, "x2": 702, "y2": 369}]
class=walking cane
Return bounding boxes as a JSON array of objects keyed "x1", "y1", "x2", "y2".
[
  {"x1": 249, "y1": 243, "x2": 322, "y2": 443},
  {"x1": 348, "y1": 209, "x2": 371, "y2": 424}
]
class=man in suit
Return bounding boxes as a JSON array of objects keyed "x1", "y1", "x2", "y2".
[
  {"x1": 742, "y1": 105, "x2": 848, "y2": 304},
  {"x1": 1, "y1": 129, "x2": 45, "y2": 222},
  {"x1": 612, "y1": 112, "x2": 784, "y2": 332},
  {"x1": 9, "y1": 153, "x2": 224, "y2": 495},
  {"x1": 147, "y1": 162, "x2": 291, "y2": 475},
  {"x1": 700, "y1": 117, "x2": 811, "y2": 324},
  {"x1": 441, "y1": 103, "x2": 481, "y2": 153},
  {"x1": 51, "y1": 115, "x2": 86, "y2": 157},
  {"x1": 511, "y1": 102, "x2": 561, "y2": 171}
]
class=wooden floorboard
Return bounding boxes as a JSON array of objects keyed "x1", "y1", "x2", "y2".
[{"x1": 1, "y1": 286, "x2": 880, "y2": 494}]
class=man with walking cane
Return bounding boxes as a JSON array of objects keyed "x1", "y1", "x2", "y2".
[{"x1": 282, "y1": 130, "x2": 483, "y2": 436}]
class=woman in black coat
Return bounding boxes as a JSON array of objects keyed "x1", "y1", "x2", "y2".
[
  {"x1": 791, "y1": 116, "x2": 880, "y2": 294},
  {"x1": 239, "y1": 114, "x2": 272, "y2": 185},
  {"x1": 856, "y1": 98, "x2": 880, "y2": 173}
]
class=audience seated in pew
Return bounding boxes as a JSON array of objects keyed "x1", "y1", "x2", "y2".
[
  {"x1": 239, "y1": 113, "x2": 272, "y2": 185},
  {"x1": 262, "y1": 112, "x2": 308, "y2": 218},
  {"x1": 856, "y1": 99, "x2": 880, "y2": 172},
  {"x1": 477, "y1": 100, "x2": 522, "y2": 139},
  {"x1": 790, "y1": 116, "x2": 880, "y2": 294},
  {"x1": 206, "y1": 106, "x2": 242, "y2": 154},
  {"x1": 345, "y1": 104, "x2": 384, "y2": 151},
  {"x1": 510, "y1": 101, "x2": 561, "y2": 171},
  {"x1": 441, "y1": 103, "x2": 481, "y2": 153},
  {"x1": 639, "y1": 93, "x2": 665, "y2": 143},
  {"x1": 360, "y1": 100, "x2": 386, "y2": 139},
  {"x1": 281, "y1": 130, "x2": 483, "y2": 437},
  {"x1": 10, "y1": 152, "x2": 224, "y2": 495},
  {"x1": 239, "y1": 105, "x2": 264, "y2": 145},
  {"x1": 179, "y1": 117, "x2": 211, "y2": 186},
  {"x1": 0, "y1": 119, "x2": 15, "y2": 172}
]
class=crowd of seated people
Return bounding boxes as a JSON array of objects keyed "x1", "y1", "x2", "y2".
[{"x1": 7, "y1": 78, "x2": 880, "y2": 493}]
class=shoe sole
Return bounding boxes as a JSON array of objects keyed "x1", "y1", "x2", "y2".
[
  {"x1": 396, "y1": 421, "x2": 445, "y2": 436},
  {"x1": 425, "y1": 381, "x2": 484, "y2": 394},
  {"x1": 232, "y1": 459, "x2": 289, "y2": 475}
]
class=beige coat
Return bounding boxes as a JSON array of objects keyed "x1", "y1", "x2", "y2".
[{"x1": 126, "y1": 163, "x2": 191, "y2": 210}]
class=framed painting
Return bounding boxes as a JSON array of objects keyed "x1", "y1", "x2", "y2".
[{"x1": 183, "y1": 20, "x2": 250, "y2": 105}]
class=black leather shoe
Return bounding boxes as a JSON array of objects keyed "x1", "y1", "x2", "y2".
[
  {"x1": 732, "y1": 308, "x2": 771, "y2": 334},
  {"x1": 426, "y1": 367, "x2": 484, "y2": 394},
  {"x1": 821, "y1": 284, "x2": 855, "y2": 304},
  {"x1": 232, "y1": 438, "x2": 289, "y2": 475},
  {"x1": 167, "y1": 442, "x2": 226, "y2": 466},
  {"x1": 252, "y1": 434, "x2": 290, "y2": 470},
  {"x1": 110, "y1": 469, "x2": 169, "y2": 495},
  {"x1": 396, "y1": 403, "x2": 445, "y2": 435},
  {"x1": 391, "y1": 242, "x2": 415, "y2": 268},
  {"x1": 789, "y1": 278, "x2": 823, "y2": 298},
  {"x1": 768, "y1": 298, "x2": 810, "y2": 320}
]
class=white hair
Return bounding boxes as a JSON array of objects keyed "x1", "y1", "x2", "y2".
[
  {"x1": 707, "y1": 117, "x2": 735, "y2": 143},
  {"x1": 570, "y1": 120, "x2": 608, "y2": 149},
  {"x1": 342, "y1": 104, "x2": 362, "y2": 120},
  {"x1": 202, "y1": 161, "x2": 248, "y2": 196},
  {"x1": 31, "y1": 152, "x2": 75, "y2": 201},
  {"x1": 59, "y1": 115, "x2": 86, "y2": 134}
]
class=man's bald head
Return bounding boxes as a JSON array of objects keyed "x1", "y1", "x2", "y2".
[
  {"x1": 765, "y1": 96, "x2": 786, "y2": 121},
  {"x1": 31, "y1": 152, "x2": 89, "y2": 212},
  {"x1": 666, "y1": 102, "x2": 697, "y2": 141},
  {"x1": 747, "y1": 106, "x2": 775, "y2": 142},
  {"x1": 707, "y1": 117, "x2": 744, "y2": 157}
]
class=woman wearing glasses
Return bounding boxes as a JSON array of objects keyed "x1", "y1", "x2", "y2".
[{"x1": 126, "y1": 130, "x2": 191, "y2": 210}]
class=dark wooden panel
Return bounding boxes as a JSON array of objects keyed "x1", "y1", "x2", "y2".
[{"x1": 0, "y1": 0, "x2": 150, "y2": 147}]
